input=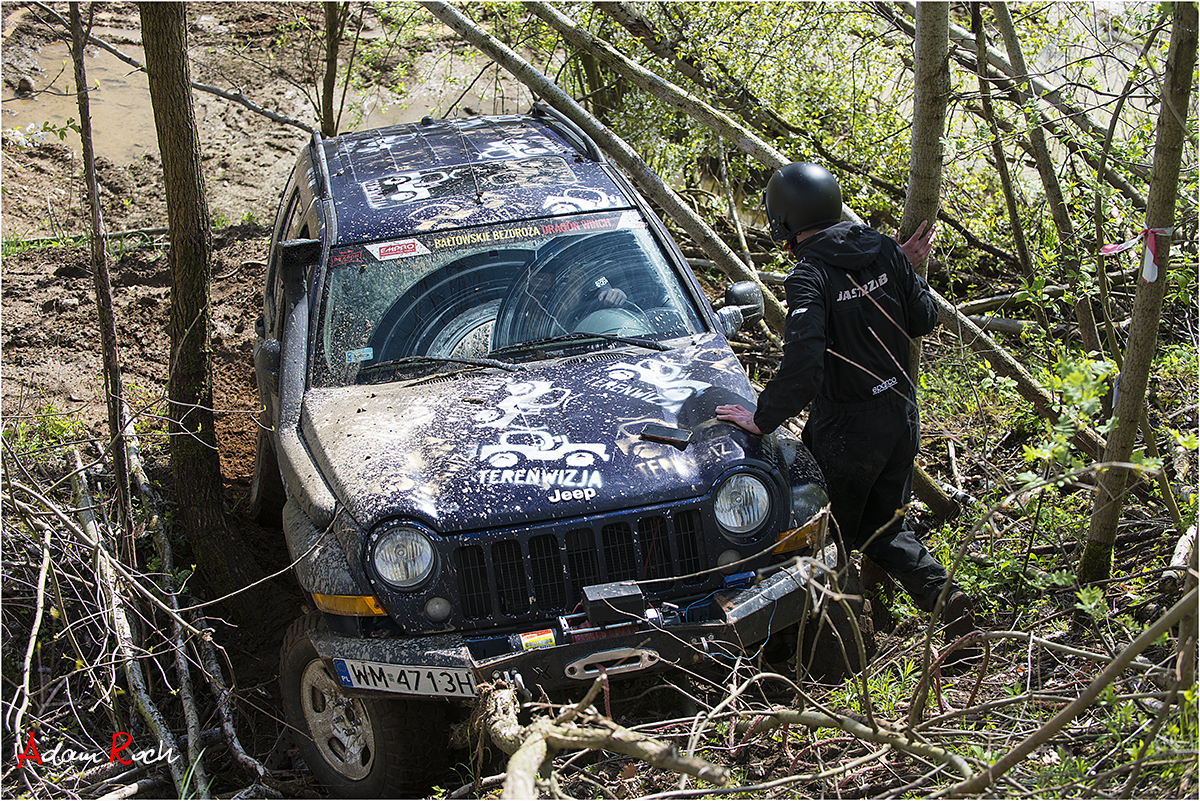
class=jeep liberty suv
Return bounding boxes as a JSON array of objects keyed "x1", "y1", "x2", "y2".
[{"x1": 252, "y1": 106, "x2": 832, "y2": 797}]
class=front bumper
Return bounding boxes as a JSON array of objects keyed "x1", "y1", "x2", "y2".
[{"x1": 310, "y1": 556, "x2": 825, "y2": 698}]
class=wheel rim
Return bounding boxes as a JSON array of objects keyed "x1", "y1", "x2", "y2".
[{"x1": 299, "y1": 659, "x2": 376, "y2": 780}]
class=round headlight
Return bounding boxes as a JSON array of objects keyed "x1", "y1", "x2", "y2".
[
  {"x1": 714, "y1": 473, "x2": 771, "y2": 538},
  {"x1": 372, "y1": 526, "x2": 436, "y2": 589}
]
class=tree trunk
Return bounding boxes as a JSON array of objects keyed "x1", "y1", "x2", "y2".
[
  {"x1": 898, "y1": 1, "x2": 948, "y2": 245},
  {"x1": 321, "y1": 2, "x2": 339, "y2": 136},
  {"x1": 71, "y1": 3, "x2": 132, "y2": 559},
  {"x1": 898, "y1": 0, "x2": 948, "y2": 377},
  {"x1": 139, "y1": 2, "x2": 261, "y2": 617},
  {"x1": 1080, "y1": 1, "x2": 1197, "y2": 584},
  {"x1": 895, "y1": 3, "x2": 956, "y2": 520}
]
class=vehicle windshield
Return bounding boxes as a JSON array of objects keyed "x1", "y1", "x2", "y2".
[{"x1": 313, "y1": 210, "x2": 705, "y2": 387}]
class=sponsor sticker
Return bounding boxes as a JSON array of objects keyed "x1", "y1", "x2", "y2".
[
  {"x1": 519, "y1": 629, "x2": 556, "y2": 650},
  {"x1": 363, "y1": 238, "x2": 430, "y2": 261},
  {"x1": 346, "y1": 346, "x2": 374, "y2": 364}
]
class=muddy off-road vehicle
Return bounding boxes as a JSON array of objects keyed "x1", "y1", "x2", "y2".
[{"x1": 252, "y1": 106, "x2": 844, "y2": 796}]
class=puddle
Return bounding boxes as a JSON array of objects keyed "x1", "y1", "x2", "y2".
[
  {"x1": 2, "y1": 41, "x2": 158, "y2": 164},
  {"x1": 3, "y1": 36, "x2": 536, "y2": 166}
]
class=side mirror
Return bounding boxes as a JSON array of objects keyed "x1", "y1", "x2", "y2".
[
  {"x1": 279, "y1": 238, "x2": 321, "y2": 298},
  {"x1": 717, "y1": 281, "x2": 765, "y2": 335}
]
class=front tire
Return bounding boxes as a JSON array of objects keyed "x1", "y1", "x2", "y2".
[{"x1": 279, "y1": 614, "x2": 450, "y2": 798}]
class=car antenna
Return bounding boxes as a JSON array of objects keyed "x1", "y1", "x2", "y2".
[{"x1": 451, "y1": 125, "x2": 485, "y2": 205}]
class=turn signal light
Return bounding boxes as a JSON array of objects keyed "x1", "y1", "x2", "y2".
[
  {"x1": 312, "y1": 593, "x2": 387, "y2": 616},
  {"x1": 773, "y1": 509, "x2": 829, "y2": 554}
]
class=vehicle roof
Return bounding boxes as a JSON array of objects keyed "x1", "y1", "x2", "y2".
[{"x1": 319, "y1": 113, "x2": 635, "y2": 246}]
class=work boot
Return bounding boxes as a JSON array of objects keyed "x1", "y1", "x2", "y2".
[{"x1": 941, "y1": 591, "x2": 980, "y2": 667}]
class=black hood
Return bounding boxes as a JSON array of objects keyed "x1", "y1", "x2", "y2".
[
  {"x1": 298, "y1": 335, "x2": 762, "y2": 532},
  {"x1": 795, "y1": 222, "x2": 882, "y2": 273}
]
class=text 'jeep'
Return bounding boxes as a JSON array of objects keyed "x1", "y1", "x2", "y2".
[{"x1": 252, "y1": 106, "x2": 831, "y2": 797}]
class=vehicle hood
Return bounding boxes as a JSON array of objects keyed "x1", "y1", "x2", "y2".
[{"x1": 300, "y1": 335, "x2": 763, "y2": 532}]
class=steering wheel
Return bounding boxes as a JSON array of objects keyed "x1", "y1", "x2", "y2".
[{"x1": 571, "y1": 296, "x2": 652, "y2": 338}]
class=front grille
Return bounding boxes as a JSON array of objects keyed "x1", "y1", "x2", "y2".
[
  {"x1": 602, "y1": 523, "x2": 637, "y2": 581},
  {"x1": 493, "y1": 540, "x2": 526, "y2": 616},
  {"x1": 453, "y1": 506, "x2": 709, "y2": 624}
]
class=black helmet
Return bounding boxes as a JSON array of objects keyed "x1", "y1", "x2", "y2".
[{"x1": 763, "y1": 162, "x2": 842, "y2": 242}]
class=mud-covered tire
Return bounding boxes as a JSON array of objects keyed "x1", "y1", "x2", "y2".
[
  {"x1": 279, "y1": 614, "x2": 449, "y2": 798},
  {"x1": 248, "y1": 422, "x2": 286, "y2": 527}
]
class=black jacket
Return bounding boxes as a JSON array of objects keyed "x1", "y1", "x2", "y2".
[{"x1": 754, "y1": 222, "x2": 938, "y2": 435}]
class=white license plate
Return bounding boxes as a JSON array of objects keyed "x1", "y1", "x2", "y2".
[{"x1": 332, "y1": 658, "x2": 477, "y2": 697}]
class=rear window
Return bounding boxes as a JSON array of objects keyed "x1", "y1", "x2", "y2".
[{"x1": 312, "y1": 210, "x2": 706, "y2": 387}]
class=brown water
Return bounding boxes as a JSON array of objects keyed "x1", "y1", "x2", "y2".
[
  {"x1": 3, "y1": 33, "x2": 535, "y2": 167},
  {"x1": 3, "y1": 40, "x2": 159, "y2": 164}
]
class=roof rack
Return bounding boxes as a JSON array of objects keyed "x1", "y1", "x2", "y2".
[{"x1": 532, "y1": 103, "x2": 603, "y2": 163}]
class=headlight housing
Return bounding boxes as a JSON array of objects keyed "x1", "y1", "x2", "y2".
[
  {"x1": 371, "y1": 525, "x2": 436, "y2": 589},
  {"x1": 714, "y1": 473, "x2": 771, "y2": 540}
]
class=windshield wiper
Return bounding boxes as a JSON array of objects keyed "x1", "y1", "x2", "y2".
[
  {"x1": 359, "y1": 355, "x2": 522, "y2": 377},
  {"x1": 491, "y1": 332, "x2": 669, "y2": 356}
]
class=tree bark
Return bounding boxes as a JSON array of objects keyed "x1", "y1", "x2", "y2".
[
  {"x1": 139, "y1": 2, "x2": 261, "y2": 617},
  {"x1": 71, "y1": 2, "x2": 132, "y2": 558},
  {"x1": 321, "y1": 2, "x2": 339, "y2": 137},
  {"x1": 898, "y1": 1, "x2": 949, "y2": 246},
  {"x1": 895, "y1": 4, "x2": 956, "y2": 520},
  {"x1": 1080, "y1": 1, "x2": 1197, "y2": 584},
  {"x1": 898, "y1": 1, "x2": 948, "y2": 378}
]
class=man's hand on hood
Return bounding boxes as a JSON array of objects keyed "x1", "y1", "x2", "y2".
[{"x1": 716, "y1": 403, "x2": 763, "y2": 435}]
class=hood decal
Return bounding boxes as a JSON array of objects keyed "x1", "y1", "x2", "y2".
[{"x1": 302, "y1": 335, "x2": 758, "y2": 531}]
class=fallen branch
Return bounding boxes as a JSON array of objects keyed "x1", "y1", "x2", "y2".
[
  {"x1": 8, "y1": 512, "x2": 53, "y2": 744},
  {"x1": 70, "y1": 449, "x2": 189, "y2": 796},
  {"x1": 475, "y1": 682, "x2": 729, "y2": 799},
  {"x1": 735, "y1": 708, "x2": 975, "y2": 782},
  {"x1": 95, "y1": 776, "x2": 170, "y2": 801},
  {"x1": 955, "y1": 268, "x2": 1139, "y2": 316},
  {"x1": 197, "y1": 637, "x2": 268, "y2": 780},
  {"x1": 1162, "y1": 524, "x2": 1197, "y2": 596}
]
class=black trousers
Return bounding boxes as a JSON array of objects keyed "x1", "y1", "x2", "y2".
[{"x1": 803, "y1": 397, "x2": 952, "y2": 613}]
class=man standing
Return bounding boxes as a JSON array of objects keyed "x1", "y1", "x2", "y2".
[{"x1": 715, "y1": 162, "x2": 975, "y2": 655}]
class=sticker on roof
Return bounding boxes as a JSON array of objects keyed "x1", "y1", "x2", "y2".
[
  {"x1": 362, "y1": 157, "x2": 576, "y2": 210},
  {"x1": 364, "y1": 239, "x2": 431, "y2": 261}
]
